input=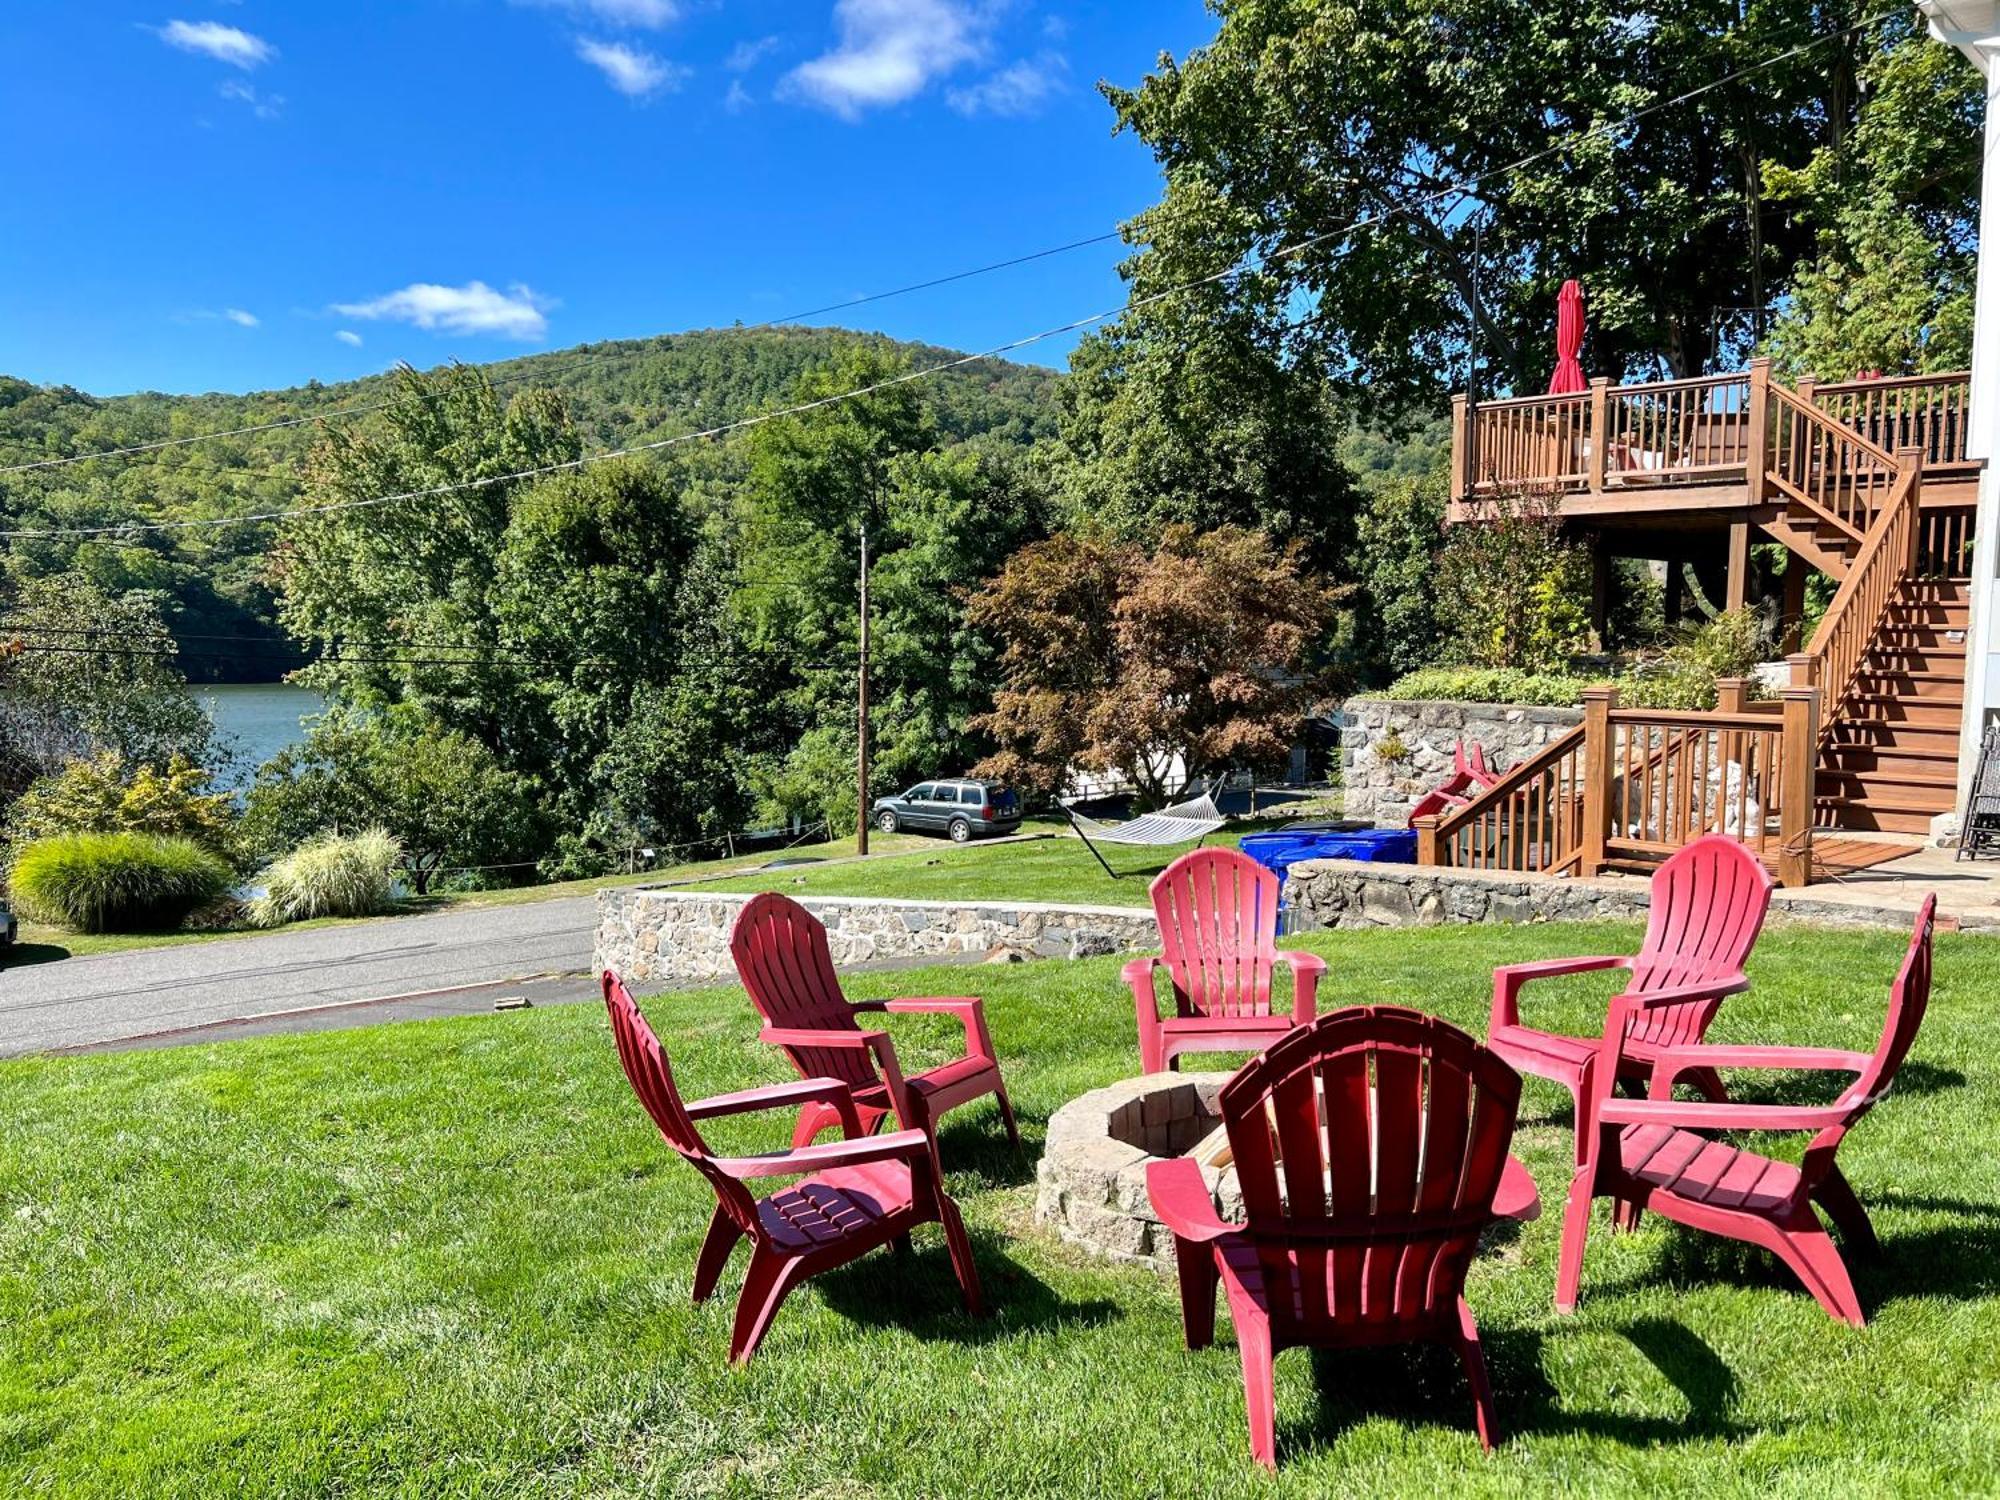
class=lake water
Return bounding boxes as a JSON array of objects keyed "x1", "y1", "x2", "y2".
[{"x1": 201, "y1": 683, "x2": 325, "y2": 782}]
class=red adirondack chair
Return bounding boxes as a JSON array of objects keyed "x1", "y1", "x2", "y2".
[
  {"x1": 1555, "y1": 895, "x2": 1935, "y2": 1326},
  {"x1": 1489, "y1": 834, "x2": 1775, "y2": 1131},
  {"x1": 730, "y1": 891, "x2": 1019, "y2": 1149},
  {"x1": 602, "y1": 971, "x2": 983, "y2": 1363},
  {"x1": 1125, "y1": 847, "x2": 1326, "y2": 1074},
  {"x1": 1149, "y1": 1007, "x2": 1541, "y2": 1465},
  {"x1": 1408, "y1": 740, "x2": 1504, "y2": 825}
]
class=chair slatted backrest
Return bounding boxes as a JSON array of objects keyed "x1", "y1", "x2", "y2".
[
  {"x1": 602, "y1": 972, "x2": 759, "y2": 1232},
  {"x1": 1217, "y1": 1006, "x2": 1522, "y2": 1331},
  {"x1": 1150, "y1": 848, "x2": 1281, "y2": 1020},
  {"x1": 729, "y1": 892, "x2": 878, "y2": 1091},
  {"x1": 1626, "y1": 835, "x2": 1775, "y2": 1050}
]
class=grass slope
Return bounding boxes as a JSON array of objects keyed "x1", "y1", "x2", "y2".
[{"x1": 2, "y1": 920, "x2": 1996, "y2": 1495}]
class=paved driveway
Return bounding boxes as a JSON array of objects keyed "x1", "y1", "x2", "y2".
[{"x1": 0, "y1": 896, "x2": 597, "y2": 1056}]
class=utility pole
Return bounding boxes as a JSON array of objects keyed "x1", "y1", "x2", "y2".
[{"x1": 856, "y1": 523, "x2": 871, "y2": 856}]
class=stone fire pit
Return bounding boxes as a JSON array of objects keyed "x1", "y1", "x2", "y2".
[{"x1": 1034, "y1": 1073, "x2": 1242, "y2": 1271}]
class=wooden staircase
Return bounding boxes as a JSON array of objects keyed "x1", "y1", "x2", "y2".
[{"x1": 1814, "y1": 578, "x2": 1969, "y2": 834}]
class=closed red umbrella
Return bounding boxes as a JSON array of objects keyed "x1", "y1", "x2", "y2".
[{"x1": 1547, "y1": 279, "x2": 1586, "y2": 395}]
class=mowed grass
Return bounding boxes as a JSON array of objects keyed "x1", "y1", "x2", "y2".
[{"x1": 1, "y1": 920, "x2": 1996, "y2": 1496}]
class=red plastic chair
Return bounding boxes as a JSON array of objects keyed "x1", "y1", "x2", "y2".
[
  {"x1": 602, "y1": 972, "x2": 983, "y2": 1363},
  {"x1": 1149, "y1": 1007, "x2": 1541, "y2": 1466},
  {"x1": 1555, "y1": 895, "x2": 1935, "y2": 1326},
  {"x1": 729, "y1": 891, "x2": 1019, "y2": 1150},
  {"x1": 1125, "y1": 847, "x2": 1326, "y2": 1074},
  {"x1": 1408, "y1": 740, "x2": 1504, "y2": 825},
  {"x1": 1489, "y1": 834, "x2": 1775, "y2": 1135}
]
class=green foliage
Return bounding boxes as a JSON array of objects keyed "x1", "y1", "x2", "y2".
[
  {"x1": 9, "y1": 831, "x2": 233, "y2": 934},
  {"x1": 1350, "y1": 472, "x2": 1448, "y2": 682},
  {"x1": 1434, "y1": 489, "x2": 1592, "y2": 672},
  {"x1": 7, "y1": 753, "x2": 239, "y2": 862},
  {"x1": 1379, "y1": 666, "x2": 1591, "y2": 707},
  {"x1": 244, "y1": 707, "x2": 539, "y2": 894},
  {"x1": 1617, "y1": 609, "x2": 1773, "y2": 710},
  {"x1": 249, "y1": 829, "x2": 401, "y2": 928}
]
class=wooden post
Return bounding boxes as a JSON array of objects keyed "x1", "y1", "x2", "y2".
[
  {"x1": 856, "y1": 525, "x2": 871, "y2": 856},
  {"x1": 1587, "y1": 377, "x2": 1610, "y2": 493},
  {"x1": 1725, "y1": 519, "x2": 1752, "y2": 613},
  {"x1": 1797, "y1": 374, "x2": 1819, "y2": 409},
  {"x1": 1897, "y1": 446, "x2": 1926, "y2": 570},
  {"x1": 1414, "y1": 814, "x2": 1441, "y2": 868},
  {"x1": 1590, "y1": 544, "x2": 1612, "y2": 650},
  {"x1": 1778, "y1": 683, "x2": 1820, "y2": 889},
  {"x1": 1781, "y1": 549, "x2": 1808, "y2": 653},
  {"x1": 1450, "y1": 393, "x2": 1471, "y2": 504},
  {"x1": 1744, "y1": 356, "x2": 1772, "y2": 504},
  {"x1": 1578, "y1": 684, "x2": 1618, "y2": 878},
  {"x1": 1716, "y1": 677, "x2": 1750, "y2": 714},
  {"x1": 1788, "y1": 650, "x2": 1818, "y2": 691},
  {"x1": 1664, "y1": 560, "x2": 1685, "y2": 627}
]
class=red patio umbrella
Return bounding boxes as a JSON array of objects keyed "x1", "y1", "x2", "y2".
[{"x1": 1547, "y1": 279, "x2": 1586, "y2": 395}]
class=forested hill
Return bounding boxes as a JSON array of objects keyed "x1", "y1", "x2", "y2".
[{"x1": 0, "y1": 327, "x2": 1063, "y2": 680}]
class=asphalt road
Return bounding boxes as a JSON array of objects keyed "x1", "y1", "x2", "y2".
[{"x1": 0, "y1": 895, "x2": 597, "y2": 1057}]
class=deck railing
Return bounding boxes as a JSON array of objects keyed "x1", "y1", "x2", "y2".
[
  {"x1": 1809, "y1": 372, "x2": 1975, "y2": 475},
  {"x1": 1767, "y1": 384, "x2": 1904, "y2": 540},
  {"x1": 1416, "y1": 680, "x2": 1821, "y2": 887}
]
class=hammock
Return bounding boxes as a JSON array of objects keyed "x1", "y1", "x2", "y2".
[{"x1": 1062, "y1": 784, "x2": 1228, "y2": 876}]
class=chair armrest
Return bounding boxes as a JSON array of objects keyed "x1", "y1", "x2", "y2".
[
  {"x1": 1493, "y1": 1155, "x2": 1542, "y2": 1223},
  {"x1": 1146, "y1": 1156, "x2": 1242, "y2": 1243},
  {"x1": 876, "y1": 995, "x2": 997, "y2": 1061},
  {"x1": 1647, "y1": 1044, "x2": 1872, "y2": 1100},
  {"x1": 714, "y1": 1128, "x2": 932, "y2": 1181},
  {"x1": 1124, "y1": 955, "x2": 1164, "y2": 1018},
  {"x1": 1276, "y1": 950, "x2": 1325, "y2": 1024},
  {"x1": 685, "y1": 1076, "x2": 862, "y2": 1140},
  {"x1": 758, "y1": 1026, "x2": 914, "y2": 1128},
  {"x1": 1620, "y1": 974, "x2": 1750, "y2": 1011},
  {"x1": 1490, "y1": 955, "x2": 1632, "y2": 1031},
  {"x1": 1598, "y1": 1096, "x2": 1853, "y2": 1132}
]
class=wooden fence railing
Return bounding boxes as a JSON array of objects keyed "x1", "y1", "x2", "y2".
[
  {"x1": 1417, "y1": 680, "x2": 1821, "y2": 887},
  {"x1": 1790, "y1": 448, "x2": 1926, "y2": 740},
  {"x1": 1767, "y1": 383, "x2": 1903, "y2": 540},
  {"x1": 1810, "y1": 372, "x2": 1974, "y2": 475}
]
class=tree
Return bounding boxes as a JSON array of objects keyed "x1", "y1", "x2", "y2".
[
  {"x1": 1350, "y1": 473, "x2": 1449, "y2": 681},
  {"x1": 8, "y1": 752, "x2": 240, "y2": 862},
  {"x1": 244, "y1": 707, "x2": 541, "y2": 894},
  {"x1": 970, "y1": 525, "x2": 1337, "y2": 803},
  {"x1": 1434, "y1": 488, "x2": 1593, "y2": 671}
]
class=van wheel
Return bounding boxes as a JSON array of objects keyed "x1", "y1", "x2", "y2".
[
  {"x1": 876, "y1": 811, "x2": 899, "y2": 834},
  {"x1": 948, "y1": 818, "x2": 972, "y2": 843}
]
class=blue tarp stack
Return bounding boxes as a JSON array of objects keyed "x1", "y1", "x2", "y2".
[{"x1": 1239, "y1": 822, "x2": 1418, "y2": 885}]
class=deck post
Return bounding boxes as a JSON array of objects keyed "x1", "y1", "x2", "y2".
[
  {"x1": 1787, "y1": 650, "x2": 1818, "y2": 691},
  {"x1": 1745, "y1": 356, "x2": 1772, "y2": 503},
  {"x1": 1414, "y1": 814, "x2": 1441, "y2": 867},
  {"x1": 1725, "y1": 520, "x2": 1752, "y2": 612},
  {"x1": 1578, "y1": 684, "x2": 1618, "y2": 878},
  {"x1": 1778, "y1": 683, "x2": 1820, "y2": 889},
  {"x1": 1450, "y1": 394, "x2": 1471, "y2": 503},
  {"x1": 1587, "y1": 377, "x2": 1610, "y2": 493},
  {"x1": 1589, "y1": 544, "x2": 1612, "y2": 649},
  {"x1": 1897, "y1": 447, "x2": 1926, "y2": 569},
  {"x1": 1781, "y1": 549, "x2": 1808, "y2": 653},
  {"x1": 1664, "y1": 559, "x2": 1685, "y2": 627}
]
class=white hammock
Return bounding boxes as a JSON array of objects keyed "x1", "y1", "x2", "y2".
[{"x1": 1062, "y1": 786, "x2": 1228, "y2": 846}]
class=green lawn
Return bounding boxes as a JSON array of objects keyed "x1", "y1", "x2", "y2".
[{"x1": 2, "y1": 920, "x2": 1995, "y2": 1495}]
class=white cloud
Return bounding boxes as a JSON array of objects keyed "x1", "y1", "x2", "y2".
[
  {"x1": 335, "y1": 329, "x2": 364, "y2": 347},
  {"x1": 155, "y1": 20, "x2": 274, "y2": 69},
  {"x1": 724, "y1": 79, "x2": 754, "y2": 112},
  {"x1": 219, "y1": 78, "x2": 283, "y2": 120},
  {"x1": 576, "y1": 38, "x2": 687, "y2": 97},
  {"x1": 223, "y1": 308, "x2": 259, "y2": 327},
  {"x1": 725, "y1": 35, "x2": 780, "y2": 71},
  {"x1": 331, "y1": 281, "x2": 554, "y2": 341},
  {"x1": 515, "y1": 0, "x2": 678, "y2": 27},
  {"x1": 783, "y1": 0, "x2": 989, "y2": 119},
  {"x1": 947, "y1": 52, "x2": 1063, "y2": 117}
]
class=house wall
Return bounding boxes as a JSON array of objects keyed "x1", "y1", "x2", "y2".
[{"x1": 1336, "y1": 697, "x2": 1584, "y2": 827}]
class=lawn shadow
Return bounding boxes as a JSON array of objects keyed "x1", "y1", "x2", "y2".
[
  {"x1": 933, "y1": 1113, "x2": 1041, "y2": 1191},
  {"x1": 1, "y1": 941, "x2": 72, "y2": 968},
  {"x1": 815, "y1": 1226, "x2": 1122, "y2": 1347},
  {"x1": 1277, "y1": 1316, "x2": 1753, "y2": 1461}
]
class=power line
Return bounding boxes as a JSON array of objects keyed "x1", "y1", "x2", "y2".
[
  {"x1": 0, "y1": 3, "x2": 1902, "y2": 538},
  {"x1": 0, "y1": 229, "x2": 1124, "y2": 479}
]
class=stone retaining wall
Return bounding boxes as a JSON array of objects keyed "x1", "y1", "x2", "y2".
[
  {"x1": 595, "y1": 888, "x2": 1160, "y2": 988},
  {"x1": 1337, "y1": 697, "x2": 1582, "y2": 828}
]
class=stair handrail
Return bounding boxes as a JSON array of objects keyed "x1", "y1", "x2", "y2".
[
  {"x1": 1793, "y1": 446, "x2": 1926, "y2": 745},
  {"x1": 1767, "y1": 384, "x2": 1902, "y2": 539},
  {"x1": 1415, "y1": 722, "x2": 1589, "y2": 875}
]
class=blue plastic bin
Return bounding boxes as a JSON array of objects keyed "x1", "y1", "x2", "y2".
[{"x1": 1239, "y1": 827, "x2": 1418, "y2": 885}]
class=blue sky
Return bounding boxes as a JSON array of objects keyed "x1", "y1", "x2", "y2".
[{"x1": 0, "y1": 1, "x2": 1214, "y2": 397}]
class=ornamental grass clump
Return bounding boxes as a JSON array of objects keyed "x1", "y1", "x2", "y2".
[
  {"x1": 249, "y1": 829, "x2": 401, "y2": 928},
  {"x1": 8, "y1": 832, "x2": 234, "y2": 934}
]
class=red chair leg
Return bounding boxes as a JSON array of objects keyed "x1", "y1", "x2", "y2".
[
  {"x1": 1812, "y1": 1166, "x2": 1881, "y2": 1258},
  {"x1": 1233, "y1": 1309, "x2": 1279, "y2": 1469},
  {"x1": 790, "y1": 1101, "x2": 835, "y2": 1150},
  {"x1": 1173, "y1": 1241, "x2": 1219, "y2": 1350},
  {"x1": 1554, "y1": 1169, "x2": 1596, "y2": 1313},
  {"x1": 1772, "y1": 1214, "x2": 1867, "y2": 1327},
  {"x1": 937, "y1": 1195, "x2": 985, "y2": 1318},
  {"x1": 992, "y1": 1077, "x2": 1022, "y2": 1148},
  {"x1": 692, "y1": 1206, "x2": 743, "y2": 1303},
  {"x1": 1450, "y1": 1297, "x2": 1500, "y2": 1452},
  {"x1": 730, "y1": 1249, "x2": 810, "y2": 1363}
]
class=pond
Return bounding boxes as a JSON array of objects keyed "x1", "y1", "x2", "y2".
[{"x1": 201, "y1": 683, "x2": 325, "y2": 784}]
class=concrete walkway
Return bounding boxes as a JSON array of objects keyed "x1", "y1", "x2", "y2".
[{"x1": 0, "y1": 895, "x2": 596, "y2": 1057}]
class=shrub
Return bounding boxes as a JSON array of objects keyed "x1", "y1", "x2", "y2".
[
  {"x1": 8, "y1": 753, "x2": 240, "y2": 862},
  {"x1": 1616, "y1": 609, "x2": 1773, "y2": 710},
  {"x1": 1379, "y1": 666, "x2": 1592, "y2": 707},
  {"x1": 1434, "y1": 485, "x2": 1594, "y2": 671},
  {"x1": 249, "y1": 829, "x2": 401, "y2": 928},
  {"x1": 9, "y1": 832, "x2": 234, "y2": 934}
]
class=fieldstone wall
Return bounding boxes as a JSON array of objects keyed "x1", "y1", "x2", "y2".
[
  {"x1": 595, "y1": 889, "x2": 1159, "y2": 988},
  {"x1": 1286, "y1": 859, "x2": 1648, "y2": 929},
  {"x1": 1337, "y1": 697, "x2": 1583, "y2": 828}
]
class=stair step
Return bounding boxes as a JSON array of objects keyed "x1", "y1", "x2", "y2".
[
  {"x1": 1813, "y1": 800, "x2": 1946, "y2": 834},
  {"x1": 1862, "y1": 650, "x2": 1966, "y2": 675},
  {"x1": 1848, "y1": 672, "x2": 1966, "y2": 702},
  {"x1": 1837, "y1": 696, "x2": 1964, "y2": 727},
  {"x1": 1817, "y1": 768, "x2": 1959, "y2": 795}
]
